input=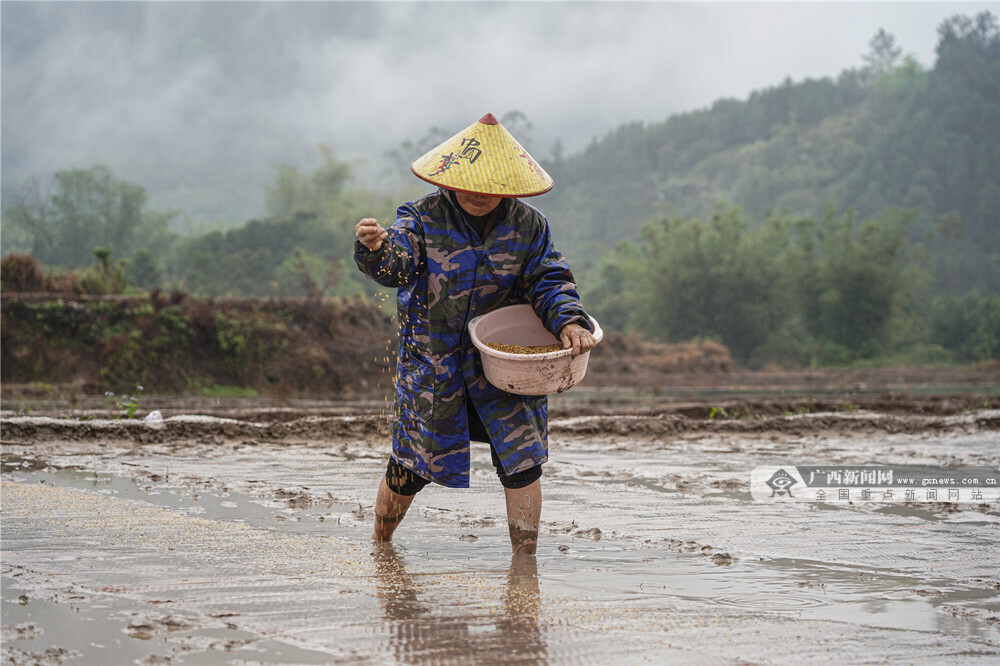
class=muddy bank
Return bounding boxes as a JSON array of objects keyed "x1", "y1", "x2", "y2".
[
  {"x1": 3, "y1": 362, "x2": 999, "y2": 663},
  {"x1": 2, "y1": 370, "x2": 997, "y2": 446},
  {"x1": 2, "y1": 404, "x2": 998, "y2": 448},
  {"x1": 3, "y1": 415, "x2": 999, "y2": 664},
  {"x1": 6, "y1": 292, "x2": 996, "y2": 405},
  {"x1": 1, "y1": 294, "x2": 734, "y2": 399}
]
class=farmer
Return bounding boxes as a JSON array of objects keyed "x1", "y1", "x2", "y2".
[{"x1": 354, "y1": 113, "x2": 596, "y2": 554}]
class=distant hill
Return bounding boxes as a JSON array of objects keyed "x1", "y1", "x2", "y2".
[
  {"x1": 540, "y1": 12, "x2": 999, "y2": 295},
  {"x1": 3, "y1": 12, "x2": 996, "y2": 369}
]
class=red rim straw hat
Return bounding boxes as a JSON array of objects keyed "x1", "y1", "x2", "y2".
[{"x1": 410, "y1": 113, "x2": 554, "y2": 197}]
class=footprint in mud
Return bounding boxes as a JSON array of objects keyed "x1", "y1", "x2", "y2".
[
  {"x1": 0, "y1": 456, "x2": 54, "y2": 473},
  {"x1": 711, "y1": 552, "x2": 736, "y2": 566},
  {"x1": 1, "y1": 622, "x2": 43, "y2": 640},
  {"x1": 126, "y1": 612, "x2": 195, "y2": 640},
  {"x1": 126, "y1": 620, "x2": 158, "y2": 641},
  {"x1": 939, "y1": 604, "x2": 1000, "y2": 630},
  {"x1": 551, "y1": 521, "x2": 602, "y2": 540},
  {"x1": 571, "y1": 527, "x2": 602, "y2": 541},
  {"x1": 2, "y1": 646, "x2": 80, "y2": 666},
  {"x1": 140, "y1": 655, "x2": 172, "y2": 666},
  {"x1": 274, "y1": 487, "x2": 313, "y2": 509},
  {"x1": 673, "y1": 478, "x2": 712, "y2": 495},
  {"x1": 657, "y1": 537, "x2": 736, "y2": 565},
  {"x1": 709, "y1": 478, "x2": 747, "y2": 492}
]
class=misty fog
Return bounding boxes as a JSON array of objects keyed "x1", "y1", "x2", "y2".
[{"x1": 2, "y1": 1, "x2": 994, "y2": 225}]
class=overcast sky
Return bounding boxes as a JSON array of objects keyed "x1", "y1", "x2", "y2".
[{"x1": 2, "y1": 1, "x2": 996, "y2": 222}]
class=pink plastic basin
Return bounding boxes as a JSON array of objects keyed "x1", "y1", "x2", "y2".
[{"x1": 468, "y1": 304, "x2": 603, "y2": 396}]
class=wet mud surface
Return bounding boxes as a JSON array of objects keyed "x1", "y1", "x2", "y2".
[{"x1": 2, "y1": 379, "x2": 999, "y2": 665}]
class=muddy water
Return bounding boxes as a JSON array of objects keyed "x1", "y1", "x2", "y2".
[{"x1": 2, "y1": 411, "x2": 999, "y2": 664}]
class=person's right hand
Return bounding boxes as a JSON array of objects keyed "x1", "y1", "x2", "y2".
[{"x1": 356, "y1": 218, "x2": 389, "y2": 251}]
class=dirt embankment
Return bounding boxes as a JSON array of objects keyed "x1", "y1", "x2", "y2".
[
  {"x1": 2, "y1": 293, "x2": 741, "y2": 400},
  {"x1": 3, "y1": 407, "x2": 997, "y2": 447},
  {"x1": 3, "y1": 381, "x2": 997, "y2": 447},
  {"x1": 1, "y1": 293, "x2": 399, "y2": 397},
  {"x1": 2, "y1": 293, "x2": 997, "y2": 441}
]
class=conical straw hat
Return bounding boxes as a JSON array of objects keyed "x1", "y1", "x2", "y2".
[{"x1": 410, "y1": 113, "x2": 554, "y2": 197}]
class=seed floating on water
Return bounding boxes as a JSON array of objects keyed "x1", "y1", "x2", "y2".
[{"x1": 485, "y1": 342, "x2": 564, "y2": 355}]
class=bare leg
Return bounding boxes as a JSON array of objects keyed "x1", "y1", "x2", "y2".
[
  {"x1": 504, "y1": 479, "x2": 542, "y2": 555},
  {"x1": 372, "y1": 477, "x2": 416, "y2": 542}
]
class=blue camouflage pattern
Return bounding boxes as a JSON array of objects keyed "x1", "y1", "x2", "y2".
[{"x1": 354, "y1": 188, "x2": 590, "y2": 488}]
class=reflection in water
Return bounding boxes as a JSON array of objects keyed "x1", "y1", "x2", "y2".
[
  {"x1": 371, "y1": 544, "x2": 548, "y2": 664},
  {"x1": 371, "y1": 541, "x2": 428, "y2": 620},
  {"x1": 501, "y1": 554, "x2": 546, "y2": 663}
]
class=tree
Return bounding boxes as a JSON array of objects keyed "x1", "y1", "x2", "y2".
[
  {"x1": 792, "y1": 208, "x2": 918, "y2": 359},
  {"x1": 49, "y1": 167, "x2": 147, "y2": 266},
  {"x1": 172, "y1": 146, "x2": 397, "y2": 298},
  {"x1": 77, "y1": 247, "x2": 129, "y2": 295},
  {"x1": 862, "y1": 29, "x2": 903, "y2": 80},
  {"x1": 624, "y1": 206, "x2": 790, "y2": 364},
  {"x1": 4, "y1": 176, "x2": 56, "y2": 261},
  {"x1": 3, "y1": 165, "x2": 174, "y2": 268},
  {"x1": 266, "y1": 144, "x2": 353, "y2": 221},
  {"x1": 584, "y1": 244, "x2": 635, "y2": 334},
  {"x1": 126, "y1": 249, "x2": 164, "y2": 290}
]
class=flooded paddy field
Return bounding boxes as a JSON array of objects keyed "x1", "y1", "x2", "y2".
[{"x1": 2, "y1": 386, "x2": 999, "y2": 665}]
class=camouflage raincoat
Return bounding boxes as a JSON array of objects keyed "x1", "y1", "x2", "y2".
[{"x1": 354, "y1": 188, "x2": 590, "y2": 488}]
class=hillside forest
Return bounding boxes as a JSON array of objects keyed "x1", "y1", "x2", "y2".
[{"x1": 2, "y1": 12, "x2": 998, "y2": 370}]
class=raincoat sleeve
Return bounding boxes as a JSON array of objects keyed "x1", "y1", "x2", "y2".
[
  {"x1": 353, "y1": 205, "x2": 427, "y2": 288},
  {"x1": 518, "y1": 218, "x2": 593, "y2": 336}
]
